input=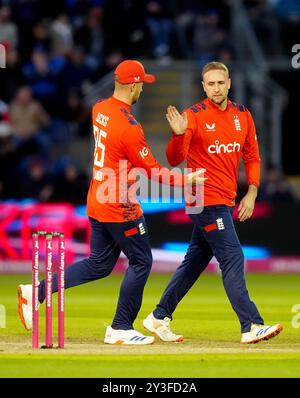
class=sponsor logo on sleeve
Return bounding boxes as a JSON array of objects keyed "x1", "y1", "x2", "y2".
[{"x1": 139, "y1": 147, "x2": 149, "y2": 159}]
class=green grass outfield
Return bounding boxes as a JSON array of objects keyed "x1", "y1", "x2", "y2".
[{"x1": 0, "y1": 272, "x2": 300, "y2": 378}]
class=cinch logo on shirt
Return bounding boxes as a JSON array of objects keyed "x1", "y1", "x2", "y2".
[{"x1": 208, "y1": 140, "x2": 241, "y2": 154}]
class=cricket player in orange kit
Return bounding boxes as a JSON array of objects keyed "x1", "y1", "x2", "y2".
[
  {"x1": 143, "y1": 62, "x2": 283, "y2": 344},
  {"x1": 18, "y1": 60, "x2": 204, "y2": 345}
]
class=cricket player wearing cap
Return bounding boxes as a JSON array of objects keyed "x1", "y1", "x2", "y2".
[{"x1": 17, "y1": 60, "x2": 205, "y2": 345}]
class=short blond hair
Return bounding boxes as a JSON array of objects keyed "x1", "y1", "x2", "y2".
[{"x1": 202, "y1": 62, "x2": 229, "y2": 79}]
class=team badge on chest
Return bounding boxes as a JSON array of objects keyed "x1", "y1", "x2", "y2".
[{"x1": 234, "y1": 115, "x2": 241, "y2": 131}]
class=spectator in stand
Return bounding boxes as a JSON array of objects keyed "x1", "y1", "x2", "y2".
[
  {"x1": 0, "y1": 101, "x2": 21, "y2": 198},
  {"x1": 0, "y1": 49, "x2": 24, "y2": 103},
  {"x1": 50, "y1": 14, "x2": 74, "y2": 55},
  {"x1": 9, "y1": 86, "x2": 50, "y2": 157},
  {"x1": 73, "y1": 6, "x2": 105, "y2": 72},
  {"x1": 172, "y1": 0, "x2": 198, "y2": 59},
  {"x1": 51, "y1": 158, "x2": 89, "y2": 204},
  {"x1": 19, "y1": 157, "x2": 54, "y2": 201},
  {"x1": 59, "y1": 46, "x2": 92, "y2": 94},
  {"x1": 260, "y1": 164, "x2": 297, "y2": 203},
  {"x1": 30, "y1": 20, "x2": 51, "y2": 53},
  {"x1": 0, "y1": 5, "x2": 18, "y2": 50},
  {"x1": 145, "y1": 0, "x2": 175, "y2": 62},
  {"x1": 62, "y1": 89, "x2": 90, "y2": 138},
  {"x1": 22, "y1": 48, "x2": 63, "y2": 113},
  {"x1": 192, "y1": 8, "x2": 227, "y2": 64},
  {"x1": 171, "y1": 1, "x2": 230, "y2": 60}
]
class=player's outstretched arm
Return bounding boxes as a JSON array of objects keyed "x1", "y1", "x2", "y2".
[
  {"x1": 165, "y1": 106, "x2": 194, "y2": 167},
  {"x1": 166, "y1": 106, "x2": 187, "y2": 136}
]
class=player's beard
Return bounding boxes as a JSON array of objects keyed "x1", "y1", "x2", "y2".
[
  {"x1": 211, "y1": 95, "x2": 227, "y2": 106},
  {"x1": 131, "y1": 83, "x2": 143, "y2": 105},
  {"x1": 132, "y1": 93, "x2": 140, "y2": 105}
]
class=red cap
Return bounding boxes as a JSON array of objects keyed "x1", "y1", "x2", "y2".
[{"x1": 114, "y1": 60, "x2": 155, "y2": 84}]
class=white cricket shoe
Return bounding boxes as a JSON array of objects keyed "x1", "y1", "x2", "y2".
[
  {"x1": 17, "y1": 284, "x2": 33, "y2": 331},
  {"x1": 240, "y1": 323, "x2": 283, "y2": 344},
  {"x1": 104, "y1": 326, "x2": 155, "y2": 345},
  {"x1": 143, "y1": 312, "x2": 184, "y2": 342}
]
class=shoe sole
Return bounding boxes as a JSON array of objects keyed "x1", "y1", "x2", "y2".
[
  {"x1": 104, "y1": 338, "x2": 155, "y2": 345},
  {"x1": 17, "y1": 286, "x2": 31, "y2": 331},
  {"x1": 240, "y1": 324, "x2": 283, "y2": 344},
  {"x1": 143, "y1": 321, "x2": 184, "y2": 343}
]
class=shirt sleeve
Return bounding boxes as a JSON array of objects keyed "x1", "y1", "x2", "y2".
[
  {"x1": 121, "y1": 124, "x2": 186, "y2": 186},
  {"x1": 242, "y1": 110, "x2": 261, "y2": 187},
  {"x1": 166, "y1": 109, "x2": 196, "y2": 166}
]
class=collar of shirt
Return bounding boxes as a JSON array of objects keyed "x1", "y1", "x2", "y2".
[
  {"x1": 206, "y1": 97, "x2": 231, "y2": 112},
  {"x1": 111, "y1": 96, "x2": 131, "y2": 111}
]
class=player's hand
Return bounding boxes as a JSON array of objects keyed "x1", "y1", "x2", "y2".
[
  {"x1": 187, "y1": 168, "x2": 207, "y2": 185},
  {"x1": 166, "y1": 105, "x2": 188, "y2": 135},
  {"x1": 238, "y1": 193, "x2": 256, "y2": 222}
]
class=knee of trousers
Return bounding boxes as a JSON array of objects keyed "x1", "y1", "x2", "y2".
[
  {"x1": 141, "y1": 253, "x2": 153, "y2": 271},
  {"x1": 219, "y1": 248, "x2": 244, "y2": 272},
  {"x1": 88, "y1": 257, "x2": 113, "y2": 278},
  {"x1": 129, "y1": 253, "x2": 153, "y2": 274},
  {"x1": 232, "y1": 249, "x2": 244, "y2": 263}
]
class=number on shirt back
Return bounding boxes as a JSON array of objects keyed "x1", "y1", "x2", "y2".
[{"x1": 93, "y1": 124, "x2": 107, "y2": 181}]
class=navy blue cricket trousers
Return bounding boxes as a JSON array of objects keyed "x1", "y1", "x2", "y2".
[
  {"x1": 39, "y1": 215, "x2": 152, "y2": 330},
  {"x1": 153, "y1": 205, "x2": 264, "y2": 333}
]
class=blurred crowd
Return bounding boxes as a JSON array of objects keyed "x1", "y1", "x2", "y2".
[
  {"x1": 244, "y1": 0, "x2": 300, "y2": 57},
  {"x1": 237, "y1": 162, "x2": 298, "y2": 204},
  {"x1": 0, "y1": 0, "x2": 299, "y2": 203}
]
